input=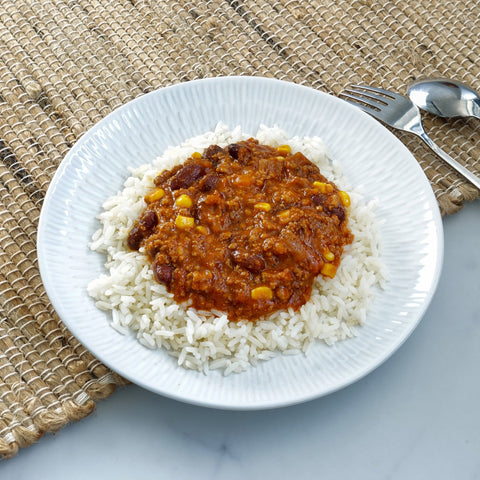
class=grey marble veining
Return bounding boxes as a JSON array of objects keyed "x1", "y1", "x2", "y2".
[{"x1": 3, "y1": 200, "x2": 479, "y2": 480}]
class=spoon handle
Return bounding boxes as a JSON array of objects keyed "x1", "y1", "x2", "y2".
[{"x1": 418, "y1": 131, "x2": 480, "y2": 191}]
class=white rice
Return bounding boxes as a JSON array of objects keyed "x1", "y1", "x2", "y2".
[{"x1": 87, "y1": 124, "x2": 387, "y2": 375}]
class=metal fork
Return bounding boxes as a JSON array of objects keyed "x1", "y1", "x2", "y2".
[{"x1": 341, "y1": 85, "x2": 480, "y2": 191}]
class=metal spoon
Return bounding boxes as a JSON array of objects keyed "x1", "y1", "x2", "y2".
[{"x1": 407, "y1": 78, "x2": 480, "y2": 119}]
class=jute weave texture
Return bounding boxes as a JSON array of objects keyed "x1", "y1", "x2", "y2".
[{"x1": 0, "y1": 0, "x2": 478, "y2": 458}]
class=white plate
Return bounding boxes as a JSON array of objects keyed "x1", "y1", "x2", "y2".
[{"x1": 37, "y1": 77, "x2": 443, "y2": 410}]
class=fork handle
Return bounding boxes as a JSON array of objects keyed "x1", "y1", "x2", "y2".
[{"x1": 418, "y1": 132, "x2": 480, "y2": 191}]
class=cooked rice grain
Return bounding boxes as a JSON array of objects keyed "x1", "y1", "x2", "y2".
[{"x1": 87, "y1": 124, "x2": 386, "y2": 374}]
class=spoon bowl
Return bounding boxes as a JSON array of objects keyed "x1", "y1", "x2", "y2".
[{"x1": 407, "y1": 78, "x2": 480, "y2": 119}]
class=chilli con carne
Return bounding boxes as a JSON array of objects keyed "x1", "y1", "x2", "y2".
[{"x1": 127, "y1": 139, "x2": 353, "y2": 320}]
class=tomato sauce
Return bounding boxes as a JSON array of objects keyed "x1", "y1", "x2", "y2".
[{"x1": 127, "y1": 139, "x2": 353, "y2": 320}]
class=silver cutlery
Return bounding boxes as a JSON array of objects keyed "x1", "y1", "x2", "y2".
[
  {"x1": 341, "y1": 85, "x2": 480, "y2": 191},
  {"x1": 407, "y1": 78, "x2": 480, "y2": 120}
]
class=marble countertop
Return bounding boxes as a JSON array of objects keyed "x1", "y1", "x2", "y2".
[{"x1": 3, "y1": 200, "x2": 479, "y2": 479}]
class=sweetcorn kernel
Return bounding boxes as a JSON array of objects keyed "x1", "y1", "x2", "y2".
[
  {"x1": 313, "y1": 181, "x2": 334, "y2": 194},
  {"x1": 196, "y1": 225, "x2": 208, "y2": 234},
  {"x1": 175, "y1": 194, "x2": 193, "y2": 208},
  {"x1": 321, "y1": 263, "x2": 337, "y2": 278},
  {"x1": 323, "y1": 248, "x2": 335, "y2": 262},
  {"x1": 338, "y1": 191, "x2": 351, "y2": 207},
  {"x1": 277, "y1": 209, "x2": 291, "y2": 220},
  {"x1": 251, "y1": 286, "x2": 273, "y2": 300},
  {"x1": 254, "y1": 202, "x2": 271, "y2": 212},
  {"x1": 144, "y1": 188, "x2": 165, "y2": 203},
  {"x1": 277, "y1": 145, "x2": 291, "y2": 156},
  {"x1": 191, "y1": 152, "x2": 202, "y2": 159},
  {"x1": 175, "y1": 215, "x2": 194, "y2": 229}
]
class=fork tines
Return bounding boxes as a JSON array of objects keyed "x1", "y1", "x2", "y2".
[
  {"x1": 347, "y1": 85, "x2": 396, "y2": 97},
  {"x1": 341, "y1": 85, "x2": 394, "y2": 110}
]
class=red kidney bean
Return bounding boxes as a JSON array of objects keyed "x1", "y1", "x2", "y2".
[
  {"x1": 127, "y1": 211, "x2": 158, "y2": 250},
  {"x1": 203, "y1": 145, "x2": 223, "y2": 160},
  {"x1": 153, "y1": 262, "x2": 173, "y2": 285},
  {"x1": 312, "y1": 194, "x2": 324, "y2": 206},
  {"x1": 141, "y1": 210, "x2": 158, "y2": 230},
  {"x1": 330, "y1": 206, "x2": 346, "y2": 222},
  {"x1": 198, "y1": 173, "x2": 219, "y2": 192},
  {"x1": 228, "y1": 143, "x2": 251, "y2": 163},
  {"x1": 127, "y1": 225, "x2": 143, "y2": 250},
  {"x1": 170, "y1": 164, "x2": 207, "y2": 190}
]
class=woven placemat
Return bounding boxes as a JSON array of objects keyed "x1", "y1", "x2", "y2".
[{"x1": 0, "y1": 0, "x2": 479, "y2": 459}]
